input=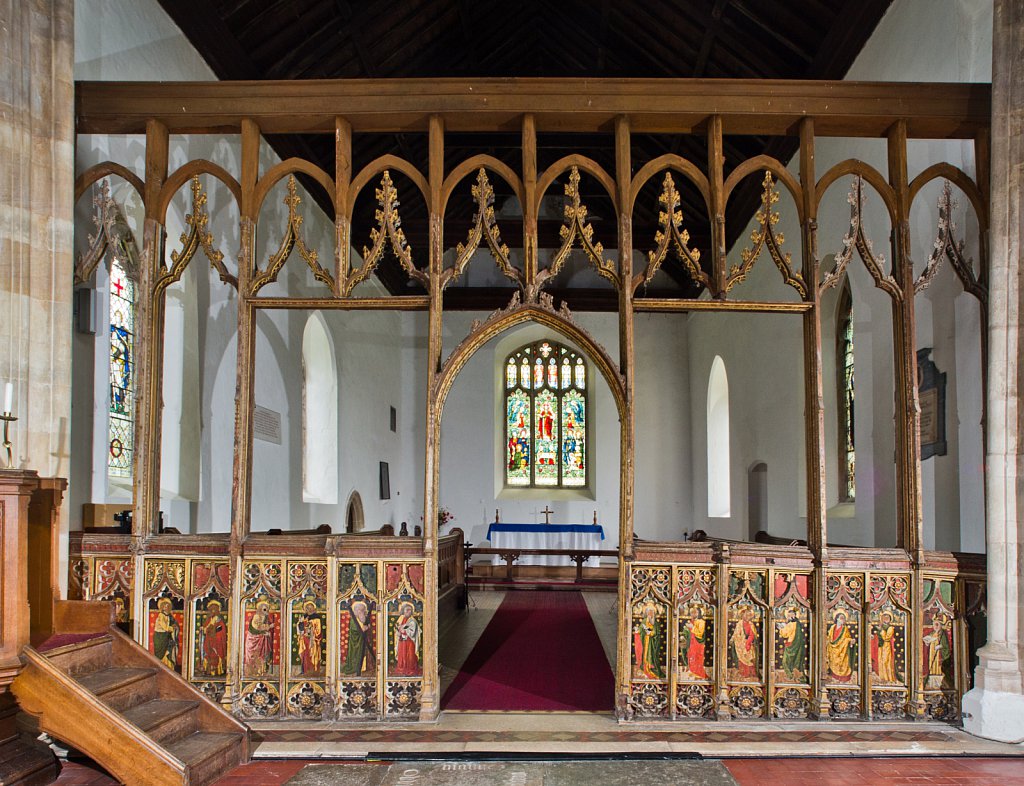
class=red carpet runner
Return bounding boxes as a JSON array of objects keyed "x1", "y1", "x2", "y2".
[{"x1": 442, "y1": 591, "x2": 614, "y2": 711}]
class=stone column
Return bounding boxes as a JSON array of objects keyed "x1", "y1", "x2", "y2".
[
  {"x1": 962, "y1": 0, "x2": 1024, "y2": 743},
  {"x1": 0, "y1": 0, "x2": 75, "y2": 588}
]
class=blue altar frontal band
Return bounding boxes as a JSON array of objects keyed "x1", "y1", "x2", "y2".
[{"x1": 485, "y1": 522, "x2": 605, "y2": 540}]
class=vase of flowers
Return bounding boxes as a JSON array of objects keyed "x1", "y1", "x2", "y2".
[{"x1": 437, "y1": 506, "x2": 455, "y2": 529}]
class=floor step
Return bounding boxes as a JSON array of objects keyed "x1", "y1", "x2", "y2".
[
  {"x1": 42, "y1": 635, "x2": 113, "y2": 676},
  {"x1": 166, "y1": 732, "x2": 245, "y2": 786},
  {"x1": 122, "y1": 699, "x2": 200, "y2": 744},
  {"x1": 75, "y1": 667, "x2": 159, "y2": 712}
]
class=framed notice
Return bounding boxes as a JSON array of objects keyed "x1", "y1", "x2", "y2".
[
  {"x1": 379, "y1": 461, "x2": 391, "y2": 500},
  {"x1": 917, "y1": 348, "x2": 946, "y2": 459}
]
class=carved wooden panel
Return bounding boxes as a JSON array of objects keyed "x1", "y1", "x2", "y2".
[
  {"x1": 726, "y1": 570, "x2": 768, "y2": 719},
  {"x1": 628, "y1": 566, "x2": 671, "y2": 718},
  {"x1": 866, "y1": 574, "x2": 911, "y2": 719},
  {"x1": 336, "y1": 561, "x2": 380, "y2": 718},
  {"x1": 920, "y1": 576, "x2": 958, "y2": 721},
  {"x1": 238, "y1": 560, "x2": 283, "y2": 718},
  {"x1": 284, "y1": 561, "x2": 329, "y2": 719},
  {"x1": 188, "y1": 560, "x2": 231, "y2": 703},
  {"x1": 141, "y1": 559, "x2": 187, "y2": 674},
  {"x1": 674, "y1": 566, "x2": 716, "y2": 719},
  {"x1": 383, "y1": 562, "x2": 425, "y2": 718},
  {"x1": 825, "y1": 573, "x2": 864, "y2": 718}
]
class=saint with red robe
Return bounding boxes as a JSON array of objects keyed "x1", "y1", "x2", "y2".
[
  {"x1": 393, "y1": 602, "x2": 420, "y2": 676},
  {"x1": 681, "y1": 605, "x2": 709, "y2": 680},
  {"x1": 730, "y1": 607, "x2": 760, "y2": 680},
  {"x1": 200, "y1": 599, "x2": 228, "y2": 677}
]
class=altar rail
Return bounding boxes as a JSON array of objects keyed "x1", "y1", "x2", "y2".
[
  {"x1": 624, "y1": 541, "x2": 985, "y2": 722},
  {"x1": 467, "y1": 547, "x2": 619, "y2": 582},
  {"x1": 68, "y1": 529, "x2": 466, "y2": 722}
]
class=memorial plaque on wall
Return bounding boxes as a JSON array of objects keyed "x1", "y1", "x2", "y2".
[{"x1": 917, "y1": 349, "x2": 946, "y2": 459}]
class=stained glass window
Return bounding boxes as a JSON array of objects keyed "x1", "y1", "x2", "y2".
[
  {"x1": 504, "y1": 340, "x2": 587, "y2": 488},
  {"x1": 108, "y1": 258, "x2": 135, "y2": 479},
  {"x1": 837, "y1": 282, "x2": 855, "y2": 501}
]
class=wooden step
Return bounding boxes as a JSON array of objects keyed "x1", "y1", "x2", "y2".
[
  {"x1": 121, "y1": 699, "x2": 200, "y2": 744},
  {"x1": 42, "y1": 635, "x2": 113, "y2": 676},
  {"x1": 166, "y1": 732, "x2": 245, "y2": 786},
  {"x1": 75, "y1": 667, "x2": 159, "y2": 712}
]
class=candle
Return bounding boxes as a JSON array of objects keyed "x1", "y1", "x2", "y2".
[{"x1": 3, "y1": 382, "x2": 11, "y2": 414}]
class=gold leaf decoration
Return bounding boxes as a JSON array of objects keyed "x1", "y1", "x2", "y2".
[
  {"x1": 635, "y1": 171, "x2": 708, "y2": 293},
  {"x1": 251, "y1": 175, "x2": 335, "y2": 296},
  {"x1": 160, "y1": 175, "x2": 236, "y2": 292},
  {"x1": 344, "y1": 170, "x2": 428, "y2": 296},
  {"x1": 447, "y1": 168, "x2": 522, "y2": 290},
  {"x1": 539, "y1": 166, "x2": 619, "y2": 291},
  {"x1": 727, "y1": 171, "x2": 806, "y2": 298}
]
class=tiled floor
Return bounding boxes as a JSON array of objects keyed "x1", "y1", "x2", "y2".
[{"x1": 54, "y1": 756, "x2": 1024, "y2": 785}]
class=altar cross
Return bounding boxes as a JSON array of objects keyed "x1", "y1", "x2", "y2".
[{"x1": 542, "y1": 505, "x2": 553, "y2": 525}]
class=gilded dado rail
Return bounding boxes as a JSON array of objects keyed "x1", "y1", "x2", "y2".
[
  {"x1": 70, "y1": 530, "x2": 466, "y2": 721},
  {"x1": 626, "y1": 542, "x2": 985, "y2": 722},
  {"x1": 70, "y1": 532, "x2": 984, "y2": 723}
]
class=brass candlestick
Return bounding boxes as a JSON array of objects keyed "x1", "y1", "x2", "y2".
[{"x1": 0, "y1": 412, "x2": 15, "y2": 469}]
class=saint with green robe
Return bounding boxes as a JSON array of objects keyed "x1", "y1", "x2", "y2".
[
  {"x1": 778, "y1": 607, "x2": 806, "y2": 681},
  {"x1": 342, "y1": 600, "x2": 375, "y2": 677}
]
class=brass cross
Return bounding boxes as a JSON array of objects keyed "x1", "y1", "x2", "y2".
[{"x1": 542, "y1": 505, "x2": 553, "y2": 525}]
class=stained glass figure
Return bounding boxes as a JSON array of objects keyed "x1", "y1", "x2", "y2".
[
  {"x1": 534, "y1": 389, "x2": 558, "y2": 485},
  {"x1": 506, "y1": 390, "x2": 531, "y2": 486},
  {"x1": 503, "y1": 340, "x2": 588, "y2": 488},
  {"x1": 561, "y1": 390, "x2": 586, "y2": 485},
  {"x1": 837, "y1": 283, "x2": 855, "y2": 501},
  {"x1": 108, "y1": 259, "x2": 135, "y2": 479}
]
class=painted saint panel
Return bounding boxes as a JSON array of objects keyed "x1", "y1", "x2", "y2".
[
  {"x1": 675, "y1": 566, "x2": 716, "y2": 719},
  {"x1": 142, "y1": 560, "x2": 186, "y2": 673},
  {"x1": 191, "y1": 561, "x2": 231, "y2": 681},
  {"x1": 148, "y1": 594, "x2": 185, "y2": 672},
  {"x1": 240, "y1": 561, "x2": 283, "y2": 700},
  {"x1": 825, "y1": 573, "x2": 864, "y2": 719},
  {"x1": 772, "y1": 573, "x2": 810, "y2": 685},
  {"x1": 726, "y1": 570, "x2": 767, "y2": 719},
  {"x1": 384, "y1": 562, "x2": 426, "y2": 718},
  {"x1": 867, "y1": 574, "x2": 911, "y2": 720},
  {"x1": 338, "y1": 561, "x2": 380, "y2": 717},
  {"x1": 628, "y1": 566, "x2": 671, "y2": 717},
  {"x1": 921, "y1": 576, "x2": 958, "y2": 721}
]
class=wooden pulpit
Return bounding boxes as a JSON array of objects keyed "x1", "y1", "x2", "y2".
[{"x1": 0, "y1": 469, "x2": 66, "y2": 784}]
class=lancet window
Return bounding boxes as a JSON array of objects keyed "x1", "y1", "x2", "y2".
[
  {"x1": 837, "y1": 281, "x2": 856, "y2": 502},
  {"x1": 504, "y1": 340, "x2": 587, "y2": 488},
  {"x1": 108, "y1": 257, "x2": 135, "y2": 479}
]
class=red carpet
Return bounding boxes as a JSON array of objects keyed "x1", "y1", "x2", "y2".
[{"x1": 442, "y1": 591, "x2": 614, "y2": 711}]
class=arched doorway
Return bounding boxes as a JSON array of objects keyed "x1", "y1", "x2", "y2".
[
  {"x1": 430, "y1": 306, "x2": 628, "y2": 713},
  {"x1": 345, "y1": 490, "x2": 364, "y2": 533}
]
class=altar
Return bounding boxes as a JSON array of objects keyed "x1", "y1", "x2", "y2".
[{"x1": 485, "y1": 521, "x2": 606, "y2": 568}]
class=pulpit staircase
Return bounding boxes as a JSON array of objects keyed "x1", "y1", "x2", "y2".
[{"x1": 12, "y1": 601, "x2": 249, "y2": 786}]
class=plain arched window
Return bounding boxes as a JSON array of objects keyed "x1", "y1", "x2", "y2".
[
  {"x1": 504, "y1": 339, "x2": 587, "y2": 488},
  {"x1": 837, "y1": 280, "x2": 856, "y2": 502},
  {"x1": 707, "y1": 355, "x2": 730, "y2": 517},
  {"x1": 301, "y1": 312, "x2": 338, "y2": 504}
]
